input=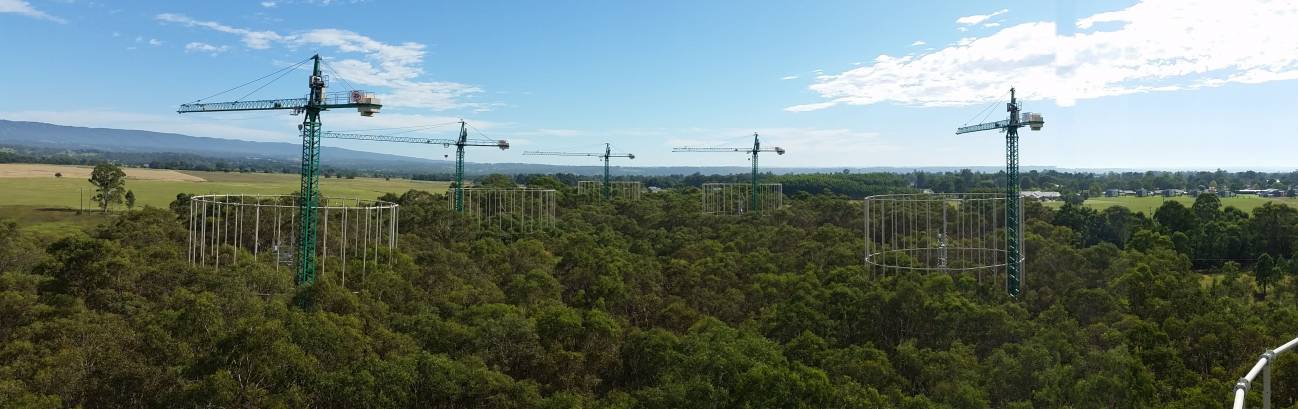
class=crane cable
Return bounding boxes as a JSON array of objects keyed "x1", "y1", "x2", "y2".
[
  {"x1": 335, "y1": 122, "x2": 460, "y2": 134},
  {"x1": 234, "y1": 58, "x2": 309, "y2": 102},
  {"x1": 188, "y1": 56, "x2": 312, "y2": 103},
  {"x1": 961, "y1": 89, "x2": 1011, "y2": 126},
  {"x1": 320, "y1": 57, "x2": 359, "y2": 94}
]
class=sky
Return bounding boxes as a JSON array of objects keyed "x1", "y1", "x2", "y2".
[{"x1": 0, "y1": 0, "x2": 1296, "y2": 170}]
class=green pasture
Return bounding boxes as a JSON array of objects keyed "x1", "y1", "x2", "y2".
[
  {"x1": 1046, "y1": 195, "x2": 1298, "y2": 214},
  {"x1": 0, "y1": 170, "x2": 448, "y2": 235}
]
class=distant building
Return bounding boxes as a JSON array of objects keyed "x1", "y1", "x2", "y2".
[
  {"x1": 1020, "y1": 191, "x2": 1062, "y2": 201},
  {"x1": 1160, "y1": 189, "x2": 1186, "y2": 197},
  {"x1": 1135, "y1": 188, "x2": 1150, "y2": 197},
  {"x1": 1105, "y1": 189, "x2": 1122, "y2": 197}
]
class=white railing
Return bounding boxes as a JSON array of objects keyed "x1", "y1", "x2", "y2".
[{"x1": 1234, "y1": 336, "x2": 1298, "y2": 408}]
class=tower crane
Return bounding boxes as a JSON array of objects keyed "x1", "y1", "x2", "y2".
[
  {"x1": 674, "y1": 132, "x2": 785, "y2": 213},
  {"x1": 523, "y1": 143, "x2": 635, "y2": 200},
  {"x1": 322, "y1": 120, "x2": 509, "y2": 212},
  {"x1": 955, "y1": 87, "x2": 1045, "y2": 297},
  {"x1": 177, "y1": 54, "x2": 381, "y2": 287}
]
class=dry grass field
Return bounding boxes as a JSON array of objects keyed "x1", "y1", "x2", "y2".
[
  {"x1": 0, "y1": 164, "x2": 450, "y2": 235},
  {"x1": 0, "y1": 163, "x2": 206, "y2": 181}
]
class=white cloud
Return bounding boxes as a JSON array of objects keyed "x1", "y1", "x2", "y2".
[
  {"x1": 784, "y1": 101, "x2": 838, "y2": 112},
  {"x1": 156, "y1": 13, "x2": 283, "y2": 49},
  {"x1": 155, "y1": 13, "x2": 486, "y2": 111},
  {"x1": 260, "y1": 1, "x2": 277, "y2": 7},
  {"x1": 184, "y1": 42, "x2": 229, "y2": 55},
  {"x1": 787, "y1": 0, "x2": 1298, "y2": 111},
  {"x1": 148, "y1": 38, "x2": 163, "y2": 46},
  {"x1": 781, "y1": 75, "x2": 799, "y2": 80},
  {"x1": 0, "y1": 0, "x2": 65, "y2": 23},
  {"x1": 910, "y1": 40, "x2": 926, "y2": 46},
  {"x1": 531, "y1": 129, "x2": 584, "y2": 137},
  {"x1": 956, "y1": 9, "x2": 1008, "y2": 26},
  {"x1": 983, "y1": 22, "x2": 1001, "y2": 28}
]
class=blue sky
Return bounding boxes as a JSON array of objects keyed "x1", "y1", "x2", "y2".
[{"x1": 1, "y1": 0, "x2": 1296, "y2": 170}]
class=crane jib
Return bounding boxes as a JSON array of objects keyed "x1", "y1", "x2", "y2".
[{"x1": 955, "y1": 119, "x2": 1012, "y2": 134}]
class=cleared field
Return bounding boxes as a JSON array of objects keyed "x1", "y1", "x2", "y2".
[
  {"x1": 1046, "y1": 195, "x2": 1298, "y2": 214},
  {"x1": 0, "y1": 167, "x2": 449, "y2": 234},
  {"x1": 0, "y1": 163, "x2": 205, "y2": 181}
]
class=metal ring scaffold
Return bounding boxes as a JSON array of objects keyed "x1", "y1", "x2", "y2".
[
  {"x1": 864, "y1": 193, "x2": 1021, "y2": 287},
  {"x1": 577, "y1": 180, "x2": 643, "y2": 200},
  {"x1": 701, "y1": 182, "x2": 783, "y2": 215},
  {"x1": 453, "y1": 187, "x2": 557, "y2": 234},
  {"x1": 187, "y1": 194, "x2": 399, "y2": 287},
  {"x1": 1231, "y1": 336, "x2": 1298, "y2": 409}
]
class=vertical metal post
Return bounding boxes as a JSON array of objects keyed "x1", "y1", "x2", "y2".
[
  {"x1": 603, "y1": 143, "x2": 612, "y2": 200},
  {"x1": 188, "y1": 200, "x2": 195, "y2": 264},
  {"x1": 342, "y1": 207, "x2": 348, "y2": 286},
  {"x1": 275, "y1": 205, "x2": 281, "y2": 273},
  {"x1": 254, "y1": 203, "x2": 260, "y2": 260},
  {"x1": 454, "y1": 121, "x2": 467, "y2": 213},
  {"x1": 750, "y1": 133, "x2": 760, "y2": 213},
  {"x1": 1264, "y1": 357, "x2": 1273, "y2": 409}
]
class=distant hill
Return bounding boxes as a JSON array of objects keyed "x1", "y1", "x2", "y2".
[
  {"x1": 0, "y1": 119, "x2": 431, "y2": 165},
  {"x1": 0, "y1": 119, "x2": 1096, "y2": 176}
]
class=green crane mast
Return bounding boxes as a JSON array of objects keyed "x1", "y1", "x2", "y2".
[
  {"x1": 523, "y1": 143, "x2": 636, "y2": 200},
  {"x1": 177, "y1": 54, "x2": 381, "y2": 287},
  {"x1": 321, "y1": 120, "x2": 509, "y2": 212},
  {"x1": 674, "y1": 132, "x2": 785, "y2": 212},
  {"x1": 955, "y1": 88, "x2": 1045, "y2": 297}
]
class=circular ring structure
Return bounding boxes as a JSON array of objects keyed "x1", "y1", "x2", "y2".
[
  {"x1": 451, "y1": 187, "x2": 557, "y2": 234},
  {"x1": 864, "y1": 193, "x2": 1021, "y2": 279},
  {"x1": 577, "y1": 181, "x2": 643, "y2": 200},
  {"x1": 187, "y1": 194, "x2": 400, "y2": 287},
  {"x1": 701, "y1": 182, "x2": 783, "y2": 214}
]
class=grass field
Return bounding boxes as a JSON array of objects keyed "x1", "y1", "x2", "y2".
[
  {"x1": 1044, "y1": 195, "x2": 1298, "y2": 214},
  {"x1": 0, "y1": 164, "x2": 449, "y2": 235}
]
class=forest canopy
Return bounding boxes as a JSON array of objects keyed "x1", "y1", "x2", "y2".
[{"x1": 0, "y1": 180, "x2": 1295, "y2": 408}]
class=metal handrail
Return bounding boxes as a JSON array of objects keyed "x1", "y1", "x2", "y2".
[{"x1": 1234, "y1": 336, "x2": 1298, "y2": 408}]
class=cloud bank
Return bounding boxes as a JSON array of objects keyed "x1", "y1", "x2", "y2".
[
  {"x1": 787, "y1": 0, "x2": 1298, "y2": 111},
  {"x1": 156, "y1": 13, "x2": 486, "y2": 111},
  {"x1": 0, "y1": 0, "x2": 65, "y2": 23}
]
